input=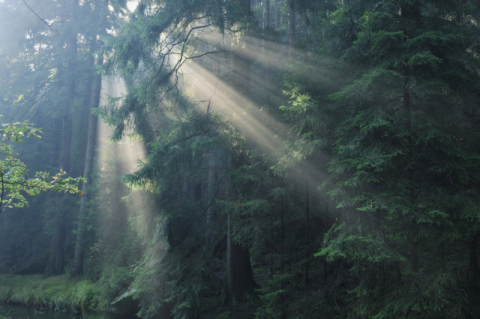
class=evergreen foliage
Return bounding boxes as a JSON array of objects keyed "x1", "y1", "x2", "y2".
[{"x1": 1, "y1": 0, "x2": 480, "y2": 318}]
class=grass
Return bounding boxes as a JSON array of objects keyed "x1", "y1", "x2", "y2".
[{"x1": 0, "y1": 274, "x2": 103, "y2": 314}]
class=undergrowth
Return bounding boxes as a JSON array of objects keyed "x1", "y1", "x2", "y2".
[{"x1": 0, "y1": 274, "x2": 106, "y2": 314}]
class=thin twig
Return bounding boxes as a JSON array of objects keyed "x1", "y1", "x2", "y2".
[{"x1": 22, "y1": 0, "x2": 58, "y2": 36}]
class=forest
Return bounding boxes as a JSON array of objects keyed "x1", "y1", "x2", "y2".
[{"x1": 0, "y1": 0, "x2": 480, "y2": 318}]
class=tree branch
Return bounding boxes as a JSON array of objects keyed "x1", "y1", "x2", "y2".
[{"x1": 22, "y1": 0, "x2": 58, "y2": 36}]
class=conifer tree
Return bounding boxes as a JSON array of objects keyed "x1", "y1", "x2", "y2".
[{"x1": 317, "y1": 0, "x2": 480, "y2": 317}]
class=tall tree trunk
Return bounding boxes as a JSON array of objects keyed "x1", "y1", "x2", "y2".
[
  {"x1": 275, "y1": 0, "x2": 280, "y2": 29},
  {"x1": 44, "y1": 108, "x2": 62, "y2": 276},
  {"x1": 265, "y1": 0, "x2": 270, "y2": 29},
  {"x1": 281, "y1": 183, "x2": 285, "y2": 318},
  {"x1": 54, "y1": 211, "x2": 66, "y2": 274},
  {"x1": 264, "y1": 0, "x2": 270, "y2": 108},
  {"x1": 45, "y1": 0, "x2": 78, "y2": 276},
  {"x1": 60, "y1": 0, "x2": 77, "y2": 176},
  {"x1": 289, "y1": 0, "x2": 296, "y2": 53},
  {"x1": 305, "y1": 177, "x2": 309, "y2": 297},
  {"x1": 226, "y1": 210, "x2": 257, "y2": 301},
  {"x1": 76, "y1": 37, "x2": 97, "y2": 177},
  {"x1": 49, "y1": 118, "x2": 62, "y2": 168},
  {"x1": 71, "y1": 53, "x2": 103, "y2": 276},
  {"x1": 205, "y1": 149, "x2": 224, "y2": 248},
  {"x1": 224, "y1": 0, "x2": 257, "y2": 301},
  {"x1": 44, "y1": 201, "x2": 60, "y2": 276},
  {"x1": 324, "y1": 200, "x2": 328, "y2": 297},
  {"x1": 306, "y1": 8, "x2": 314, "y2": 57}
]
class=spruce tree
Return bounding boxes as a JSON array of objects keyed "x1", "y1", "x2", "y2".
[{"x1": 317, "y1": 0, "x2": 480, "y2": 317}]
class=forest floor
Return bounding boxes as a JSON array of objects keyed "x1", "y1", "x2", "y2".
[{"x1": 0, "y1": 274, "x2": 103, "y2": 315}]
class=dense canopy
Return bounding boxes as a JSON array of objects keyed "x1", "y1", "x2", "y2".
[{"x1": 0, "y1": 0, "x2": 479, "y2": 318}]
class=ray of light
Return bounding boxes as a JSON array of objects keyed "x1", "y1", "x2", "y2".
[
  {"x1": 96, "y1": 75, "x2": 150, "y2": 248},
  {"x1": 178, "y1": 53, "x2": 329, "y2": 188},
  {"x1": 196, "y1": 28, "x2": 340, "y2": 86}
]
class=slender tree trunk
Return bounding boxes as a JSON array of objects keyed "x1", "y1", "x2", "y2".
[
  {"x1": 72, "y1": 53, "x2": 103, "y2": 276},
  {"x1": 265, "y1": 0, "x2": 270, "y2": 29},
  {"x1": 306, "y1": 8, "x2": 314, "y2": 57},
  {"x1": 45, "y1": 204, "x2": 59, "y2": 276},
  {"x1": 55, "y1": 0, "x2": 77, "y2": 274},
  {"x1": 49, "y1": 118, "x2": 62, "y2": 168},
  {"x1": 60, "y1": 1, "x2": 77, "y2": 176},
  {"x1": 270, "y1": 195, "x2": 274, "y2": 286},
  {"x1": 305, "y1": 177, "x2": 309, "y2": 297},
  {"x1": 54, "y1": 211, "x2": 66, "y2": 274},
  {"x1": 289, "y1": 0, "x2": 295, "y2": 53},
  {"x1": 46, "y1": 0, "x2": 78, "y2": 276},
  {"x1": 264, "y1": 0, "x2": 270, "y2": 108},
  {"x1": 324, "y1": 200, "x2": 327, "y2": 297},
  {"x1": 44, "y1": 112, "x2": 62, "y2": 276},
  {"x1": 281, "y1": 184, "x2": 285, "y2": 318},
  {"x1": 275, "y1": 0, "x2": 280, "y2": 29},
  {"x1": 75, "y1": 37, "x2": 96, "y2": 177}
]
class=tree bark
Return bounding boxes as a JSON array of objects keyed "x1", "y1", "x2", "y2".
[
  {"x1": 305, "y1": 177, "x2": 309, "y2": 296},
  {"x1": 49, "y1": 119, "x2": 62, "y2": 168},
  {"x1": 265, "y1": 0, "x2": 270, "y2": 29},
  {"x1": 71, "y1": 53, "x2": 103, "y2": 276},
  {"x1": 227, "y1": 210, "x2": 257, "y2": 301},
  {"x1": 306, "y1": 8, "x2": 314, "y2": 57},
  {"x1": 45, "y1": 0, "x2": 78, "y2": 276},
  {"x1": 205, "y1": 149, "x2": 224, "y2": 248},
  {"x1": 289, "y1": 0, "x2": 296, "y2": 53},
  {"x1": 224, "y1": 0, "x2": 257, "y2": 301},
  {"x1": 264, "y1": 0, "x2": 270, "y2": 108},
  {"x1": 275, "y1": 0, "x2": 280, "y2": 29},
  {"x1": 324, "y1": 200, "x2": 328, "y2": 297},
  {"x1": 281, "y1": 185, "x2": 285, "y2": 317}
]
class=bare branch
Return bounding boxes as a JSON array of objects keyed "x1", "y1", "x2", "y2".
[{"x1": 22, "y1": 0, "x2": 58, "y2": 36}]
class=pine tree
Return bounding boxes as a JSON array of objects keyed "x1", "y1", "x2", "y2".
[{"x1": 317, "y1": 0, "x2": 480, "y2": 317}]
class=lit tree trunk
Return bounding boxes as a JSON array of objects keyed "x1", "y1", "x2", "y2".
[{"x1": 72, "y1": 52, "x2": 103, "y2": 276}]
